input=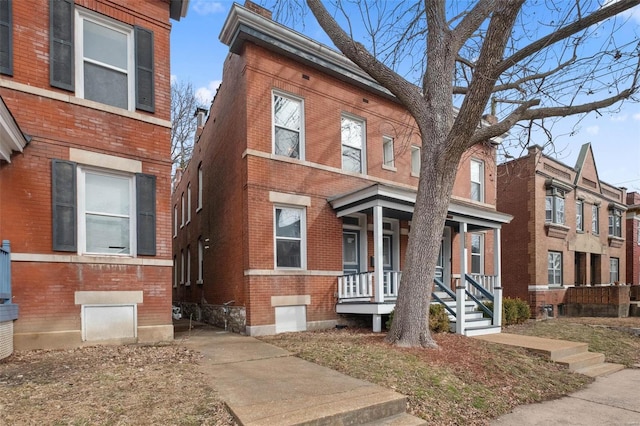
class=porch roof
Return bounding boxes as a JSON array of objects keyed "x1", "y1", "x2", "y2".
[
  {"x1": 0, "y1": 96, "x2": 29, "y2": 163},
  {"x1": 329, "y1": 183, "x2": 512, "y2": 230}
]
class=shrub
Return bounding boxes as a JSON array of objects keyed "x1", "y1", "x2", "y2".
[
  {"x1": 483, "y1": 298, "x2": 531, "y2": 326},
  {"x1": 386, "y1": 304, "x2": 451, "y2": 333}
]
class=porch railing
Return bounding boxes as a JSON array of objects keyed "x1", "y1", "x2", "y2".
[
  {"x1": 467, "y1": 274, "x2": 497, "y2": 299},
  {"x1": 0, "y1": 241, "x2": 11, "y2": 303},
  {"x1": 337, "y1": 271, "x2": 402, "y2": 301}
]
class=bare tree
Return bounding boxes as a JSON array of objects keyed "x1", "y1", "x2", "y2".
[
  {"x1": 297, "y1": 0, "x2": 640, "y2": 347},
  {"x1": 171, "y1": 79, "x2": 205, "y2": 172}
]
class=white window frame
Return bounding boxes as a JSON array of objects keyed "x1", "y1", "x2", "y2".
[
  {"x1": 197, "y1": 237, "x2": 204, "y2": 284},
  {"x1": 340, "y1": 113, "x2": 366, "y2": 174},
  {"x1": 471, "y1": 233, "x2": 484, "y2": 274},
  {"x1": 272, "y1": 91, "x2": 304, "y2": 160},
  {"x1": 609, "y1": 257, "x2": 619, "y2": 283},
  {"x1": 185, "y1": 245, "x2": 191, "y2": 286},
  {"x1": 77, "y1": 166, "x2": 135, "y2": 256},
  {"x1": 576, "y1": 200, "x2": 584, "y2": 232},
  {"x1": 470, "y1": 159, "x2": 484, "y2": 202},
  {"x1": 173, "y1": 204, "x2": 178, "y2": 238},
  {"x1": 186, "y1": 183, "x2": 191, "y2": 224},
  {"x1": 411, "y1": 146, "x2": 420, "y2": 177},
  {"x1": 545, "y1": 189, "x2": 565, "y2": 224},
  {"x1": 592, "y1": 204, "x2": 599, "y2": 235},
  {"x1": 173, "y1": 255, "x2": 178, "y2": 288},
  {"x1": 274, "y1": 205, "x2": 307, "y2": 269},
  {"x1": 180, "y1": 192, "x2": 185, "y2": 228},
  {"x1": 548, "y1": 251, "x2": 562, "y2": 286},
  {"x1": 197, "y1": 164, "x2": 203, "y2": 212},
  {"x1": 382, "y1": 136, "x2": 395, "y2": 170},
  {"x1": 180, "y1": 249, "x2": 185, "y2": 285},
  {"x1": 609, "y1": 208, "x2": 622, "y2": 237},
  {"x1": 74, "y1": 8, "x2": 135, "y2": 111}
]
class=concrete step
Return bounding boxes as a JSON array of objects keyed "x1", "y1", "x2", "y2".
[
  {"x1": 556, "y1": 351, "x2": 605, "y2": 371},
  {"x1": 576, "y1": 362, "x2": 625, "y2": 378},
  {"x1": 475, "y1": 333, "x2": 589, "y2": 361},
  {"x1": 361, "y1": 413, "x2": 427, "y2": 425},
  {"x1": 464, "y1": 325, "x2": 502, "y2": 337}
]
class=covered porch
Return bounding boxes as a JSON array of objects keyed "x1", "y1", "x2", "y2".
[{"x1": 330, "y1": 184, "x2": 512, "y2": 336}]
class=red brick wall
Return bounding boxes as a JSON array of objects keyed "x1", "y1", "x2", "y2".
[
  {"x1": 0, "y1": 0, "x2": 175, "y2": 346},
  {"x1": 626, "y1": 192, "x2": 640, "y2": 285}
]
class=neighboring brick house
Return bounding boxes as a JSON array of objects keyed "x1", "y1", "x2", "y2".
[
  {"x1": 497, "y1": 144, "x2": 627, "y2": 318},
  {"x1": 0, "y1": 0, "x2": 187, "y2": 350},
  {"x1": 172, "y1": 2, "x2": 511, "y2": 336},
  {"x1": 626, "y1": 192, "x2": 640, "y2": 286}
]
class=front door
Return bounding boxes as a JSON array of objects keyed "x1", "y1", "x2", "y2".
[
  {"x1": 435, "y1": 227, "x2": 452, "y2": 289},
  {"x1": 343, "y1": 231, "x2": 360, "y2": 275},
  {"x1": 383, "y1": 235, "x2": 393, "y2": 294}
]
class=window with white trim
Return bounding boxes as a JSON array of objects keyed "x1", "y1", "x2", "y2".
[
  {"x1": 197, "y1": 237, "x2": 204, "y2": 284},
  {"x1": 608, "y1": 208, "x2": 622, "y2": 237},
  {"x1": 341, "y1": 114, "x2": 365, "y2": 173},
  {"x1": 411, "y1": 146, "x2": 420, "y2": 176},
  {"x1": 576, "y1": 200, "x2": 584, "y2": 231},
  {"x1": 180, "y1": 249, "x2": 184, "y2": 284},
  {"x1": 186, "y1": 245, "x2": 191, "y2": 286},
  {"x1": 609, "y1": 257, "x2": 619, "y2": 283},
  {"x1": 173, "y1": 255, "x2": 178, "y2": 288},
  {"x1": 75, "y1": 8, "x2": 134, "y2": 110},
  {"x1": 382, "y1": 136, "x2": 394, "y2": 168},
  {"x1": 180, "y1": 192, "x2": 185, "y2": 227},
  {"x1": 592, "y1": 205, "x2": 599, "y2": 235},
  {"x1": 548, "y1": 251, "x2": 562, "y2": 285},
  {"x1": 470, "y1": 159, "x2": 484, "y2": 202},
  {"x1": 471, "y1": 233, "x2": 484, "y2": 274},
  {"x1": 197, "y1": 163, "x2": 203, "y2": 211},
  {"x1": 173, "y1": 204, "x2": 177, "y2": 237},
  {"x1": 186, "y1": 183, "x2": 191, "y2": 224},
  {"x1": 545, "y1": 188, "x2": 565, "y2": 224},
  {"x1": 78, "y1": 168, "x2": 134, "y2": 255},
  {"x1": 273, "y1": 92, "x2": 303, "y2": 159},
  {"x1": 275, "y1": 206, "x2": 306, "y2": 269}
]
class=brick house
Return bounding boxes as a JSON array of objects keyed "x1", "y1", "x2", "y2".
[
  {"x1": 626, "y1": 192, "x2": 640, "y2": 286},
  {"x1": 0, "y1": 0, "x2": 187, "y2": 350},
  {"x1": 172, "y1": 2, "x2": 511, "y2": 336},
  {"x1": 497, "y1": 144, "x2": 627, "y2": 318}
]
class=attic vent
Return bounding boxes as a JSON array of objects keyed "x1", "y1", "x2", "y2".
[
  {"x1": 302, "y1": 74, "x2": 310, "y2": 80},
  {"x1": 582, "y1": 177, "x2": 597, "y2": 189}
]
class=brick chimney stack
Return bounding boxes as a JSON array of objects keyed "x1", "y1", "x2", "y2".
[{"x1": 244, "y1": 0, "x2": 272, "y2": 20}]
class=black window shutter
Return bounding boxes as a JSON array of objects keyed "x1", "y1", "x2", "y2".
[
  {"x1": 136, "y1": 173, "x2": 156, "y2": 256},
  {"x1": 134, "y1": 26, "x2": 154, "y2": 112},
  {"x1": 50, "y1": 0, "x2": 74, "y2": 91},
  {"x1": 52, "y1": 159, "x2": 77, "y2": 252},
  {"x1": 0, "y1": 0, "x2": 13, "y2": 76}
]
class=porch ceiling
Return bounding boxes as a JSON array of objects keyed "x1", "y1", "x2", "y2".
[{"x1": 329, "y1": 183, "x2": 512, "y2": 230}]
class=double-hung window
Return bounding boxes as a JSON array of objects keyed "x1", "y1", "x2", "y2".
[
  {"x1": 576, "y1": 200, "x2": 584, "y2": 231},
  {"x1": 609, "y1": 257, "x2": 619, "y2": 283},
  {"x1": 608, "y1": 208, "x2": 622, "y2": 237},
  {"x1": 548, "y1": 251, "x2": 562, "y2": 285},
  {"x1": 79, "y1": 168, "x2": 134, "y2": 255},
  {"x1": 545, "y1": 188, "x2": 565, "y2": 224},
  {"x1": 173, "y1": 204, "x2": 177, "y2": 237},
  {"x1": 197, "y1": 237, "x2": 204, "y2": 284},
  {"x1": 50, "y1": 3, "x2": 154, "y2": 112},
  {"x1": 471, "y1": 233, "x2": 484, "y2": 274},
  {"x1": 470, "y1": 159, "x2": 484, "y2": 202},
  {"x1": 382, "y1": 136, "x2": 394, "y2": 168},
  {"x1": 273, "y1": 92, "x2": 303, "y2": 159},
  {"x1": 52, "y1": 159, "x2": 156, "y2": 256},
  {"x1": 592, "y1": 205, "x2": 599, "y2": 235},
  {"x1": 185, "y1": 245, "x2": 191, "y2": 286},
  {"x1": 0, "y1": 0, "x2": 13, "y2": 76},
  {"x1": 274, "y1": 206, "x2": 306, "y2": 269},
  {"x1": 180, "y1": 193, "x2": 185, "y2": 227},
  {"x1": 197, "y1": 164, "x2": 203, "y2": 211},
  {"x1": 341, "y1": 114, "x2": 365, "y2": 173},
  {"x1": 411, "y1": 146, "x2": 421, "y2": 176},
  {"x1": 186, "y1": 183, "x2": 191, "y2": 224}
]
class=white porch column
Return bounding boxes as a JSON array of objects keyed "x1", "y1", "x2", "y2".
[
  {"x1": 456, "y1": 222, "x2": 467, "y2": 335},
  {"x1": 493, "y1": 228, "x2": 503, "y2": 327},
  {"x1": 373, "y1": 205, "x2": 384, "y2": 303}
]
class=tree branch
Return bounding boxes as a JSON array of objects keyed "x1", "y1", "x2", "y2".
[{"x1": 449, "y1": 0, "x2": 496, "y2": 52}]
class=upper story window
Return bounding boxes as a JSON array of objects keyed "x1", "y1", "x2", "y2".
[
  {"x1": 273, "y1": 92, "x2": 303, "y2": 159},
  {"x1": 185, "y1": 245, "x2": 191, "y2": 286},
  {"x1": 576, "y1": 200, "x2": 584, "y2": 231},
  {"x1": 592, "y1": 204, "x2": 599, "y2": 235},
  {"x1": 197, "y1": 163, "x2": 203, "y2": 211},
  {"x1": 608, "y1": 208, "x2": 622, "y2": 237},
  {"x1": 173, "y1": 204, "x2": 177, "y2": 237},
  {"x1": 173, "y1": 255, "x2": 178, "y2": 288},
  {"x1": 52, "y1": 159, "x2": 157, "y2": 257},
  {"x1": 180, "y1": 249, "x2": 184, "y2": 284},
  {"x1": 411, "y1": 146, "x2": 421, "y2": 176},
  {"x1": 341, "y1": 114, "x2": 366, "y2": 173},
  {"x1": 382, "y1": 136, "x2": 394, "y2": 169},
  {"x1": 545, "y1": 188, "x2": 565, "y2": 224},
  {"x1": 0, "y1": 0, "x2": 13, "y2": 76},
  {"x1": 186, "y1": 183, "x2": 191, "y2": 224},
  {"x1": 50, "y1": 3, "x2": 154, "y2": 112},
  {"x1": 274, "y1": 206, "x2": 306, "y2": 269},
  {"x1": 470, "y1": 159, "x2": 484, "y2": 202},
  {"x1": 180, "y1": 192, "x2": 185, "y2": 227}
]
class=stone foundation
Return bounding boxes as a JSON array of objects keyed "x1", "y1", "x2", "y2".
[{"x1": 177, "y1": 302, "x2": 246, "y2": 333}]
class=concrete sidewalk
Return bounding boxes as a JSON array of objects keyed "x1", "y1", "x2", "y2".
[
  {"x1": 492, "y1": 368, "x2": 640, "y2": 425},
  {"x1": 175, "y1": 326, "x2": 425, "y2": 425}
]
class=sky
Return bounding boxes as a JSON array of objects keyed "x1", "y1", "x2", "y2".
[{"x1": 170, "y1": 1, "x2": 640, "y2": 192}]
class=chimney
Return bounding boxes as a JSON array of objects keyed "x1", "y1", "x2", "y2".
[
  {"x1": 244, "y1": 0, "x2": 272, "y2": 20},
  {"x1": 194, "y1": 107, "x2": 208, "y2": 128}
]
